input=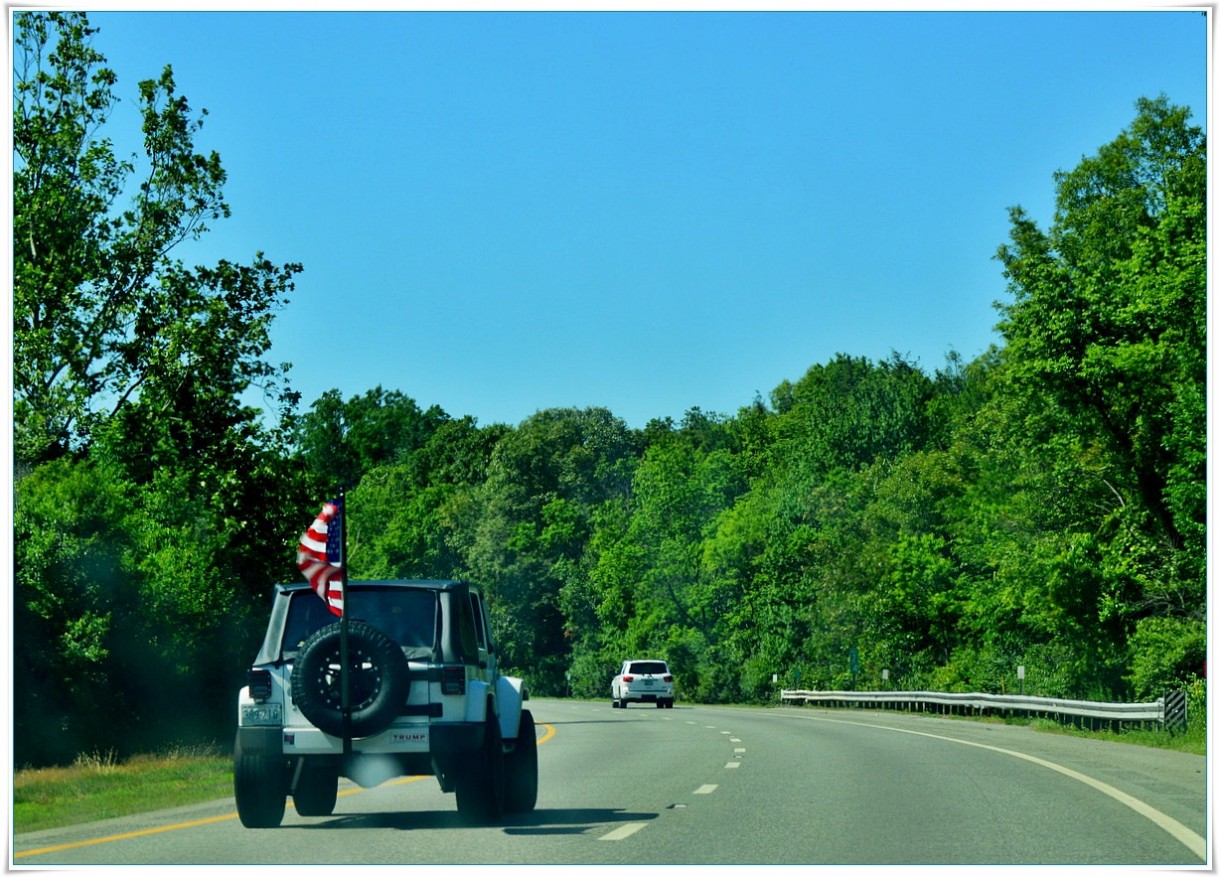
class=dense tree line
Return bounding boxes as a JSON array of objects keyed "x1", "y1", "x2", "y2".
[{"x1": 13, "y1": 12, "x2": 1206, "y2": 766}]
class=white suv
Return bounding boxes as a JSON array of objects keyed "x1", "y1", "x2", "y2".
[
  {"x1": 234, "y1": 579, "x2": 538, "y2": 827},
  {"x1": 611, "y1": 659, "x2": 675, "y2": 708}
]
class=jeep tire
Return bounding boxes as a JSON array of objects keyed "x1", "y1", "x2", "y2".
[
  {"x1": 455, "y1": 714, "x2": 505, "y2": 824},
  {"x1": 503, "y1": 708, "x2": 538, "y2": 813},
  {"x1": 291, "y1": 620, "x2": 410, "y2": 739},
  {"x1": 292, "y1": 759, "x2": 339, "y2": 816},
  {"x1": 234, "y1": 733, "x2": 287, "y2": 828}
]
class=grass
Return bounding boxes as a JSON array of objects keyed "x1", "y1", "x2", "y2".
[
  {"x1": 1027, "y1": 717, "x2": 1207, "y2": 754},
  {"x1": 13, "y1": 744, "x2": 234, "y2": 835}
]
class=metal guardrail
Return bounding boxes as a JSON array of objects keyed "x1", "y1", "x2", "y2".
[{"x1": 779, "y1": 689, "x2": 1182, "y2": 731}]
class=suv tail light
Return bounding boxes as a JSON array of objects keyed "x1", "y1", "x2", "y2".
[
  {"x1": 248, "y1": 669, "x2": 273, "y2": 702},
  {"x1": 663, "y1": 675, "x2": 673, "y2": 682},
  {"x1": 441, "y1": 666, "x2": 466, "y2": 695},
  {"x1": 621, "y1": 675, "x2": 634, "y2": 682}
]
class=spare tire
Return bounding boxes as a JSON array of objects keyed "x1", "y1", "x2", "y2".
[{"x1": 291, "y1": 621, "x2": 409, "y2": 738}]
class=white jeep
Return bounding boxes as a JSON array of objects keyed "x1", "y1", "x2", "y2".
[{"x1": 233, "y1": 579, "x2": 537, "y2": 827}]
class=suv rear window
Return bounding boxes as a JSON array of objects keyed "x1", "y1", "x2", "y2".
[
  {"x1": 283, "y1": 588, "x2": 439, "y2": 657},
  {"x1": 628, "y1": 661, "x2": 668, "y2": 675}
]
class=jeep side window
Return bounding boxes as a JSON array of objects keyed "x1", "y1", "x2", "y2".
[
  {"x1": 469, "y1": 592, "x2": 488, "y2": 651},
  {"x1": 454, "y1": 591, "x2": 479, "y2": 663},
  {"x1": 480, "y1": 595, "x2": 494, "y2": 652}
]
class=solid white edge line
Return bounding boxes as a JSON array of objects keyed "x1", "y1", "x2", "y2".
[{"x1": 781, "y1": 711, "x2": 1208, "y2": 863}]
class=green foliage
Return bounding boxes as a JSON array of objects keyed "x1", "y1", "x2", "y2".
[
  {"x1": 13, "y1": 10, "x2": 300, "y2": 766},
  {"x1": 349, "y1": 414, "x2": 503, "y2": 579},
  {"x1": 13, "y1": 11, "x2": 300, "y2": 465},
  {"x1": 771, "y1": 352, "x2": 935, "y2": 478},
  {"x1": 1125, "y1": 616, "x2": 1206, "y2": 700},
  {"x1": 15, "y1": 454, "x2": 272, "y2": 766},
  {"x1": 15, "y1": 459, "x2": 131, "y2": 765},
  {"x1": 460, "y1": 407, "x2": 639, "y2": 695},
  {"x1": 995, "y1": 94, "x2": 1205, "y2": 625},
  {"x1": 293, "y1": 387, "x2": 452, "y2": 494}
]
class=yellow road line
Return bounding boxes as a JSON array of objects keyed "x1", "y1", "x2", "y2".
[
  {"x1": 14, "y1": 812, "x2": 241, "y2": 858},
  {"x1": 15, "y1": 723, "x2": 556, "y2": 860}
]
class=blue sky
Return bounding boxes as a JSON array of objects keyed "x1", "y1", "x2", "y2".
[{"x1": 79, "y1": 5, "x2": 1208, "y2": 429}]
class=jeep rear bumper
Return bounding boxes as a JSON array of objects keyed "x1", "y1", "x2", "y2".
[{"x1": 236, "y1": 721, "x2": 487, "y2": 756}]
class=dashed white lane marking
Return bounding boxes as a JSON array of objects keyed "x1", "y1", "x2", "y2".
[
  {"x1": 600, "y1": 822, "x2": 650, "y2": 841},
  {"x1": 596, "y1": 719, "x2": 742, "y2": 841}
]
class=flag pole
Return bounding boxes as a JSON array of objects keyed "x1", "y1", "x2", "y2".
[{"x1": 338, "y1": 486, "x2": 352, "y2": 755}]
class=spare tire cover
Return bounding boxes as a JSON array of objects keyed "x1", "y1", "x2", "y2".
[{"x1": 291, "y1": 620, "x2": 410, "y2": 738}]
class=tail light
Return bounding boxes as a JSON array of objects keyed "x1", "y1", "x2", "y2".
[
  {"x1": 663, "y1": 675, "x2": 674, "y2": 683},
  {"x1": 442, "y1": 666, "x2": 466, "y2": 695},
  {"x1": 621, "y1": 675, "x2": 635, "y2": 682},
  {"x1": 248, "y1": 669, "x2": 273, "y2": 702}
]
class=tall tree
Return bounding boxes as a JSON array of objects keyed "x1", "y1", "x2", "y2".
[
  {"x1": 13, "y1": 10, "x2": 300, "y2": 466},
  {"x1": 350, "y1": 415, "x2": 507, "y2": 579},
  {"x1": 292, "y1": 386, "x2": 451, "y2": 495},
  {"x1": 994, "y1": 96, "x2": 1206, "y2": 628},
  {"x1": 13, "y1": 12, "x2": 307, "y2": 763},
  {"x1": 770, "y1": 352, "x2": 935, "y2": 480},
  {"x1": 462, "y1": 408, "x2": 638, "y2": 694},
  {"x1": 581, "y1": 410, "x2": 748, "y2": 700}
]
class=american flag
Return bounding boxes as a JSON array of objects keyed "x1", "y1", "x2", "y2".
[{"x1": 297, "y1": 498, "x2": 344, "y2": 616}]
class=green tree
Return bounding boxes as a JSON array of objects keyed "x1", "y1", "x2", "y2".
[
  {"x1": 350, "y1": 415, "x2": 507, "y2": 579},
  {"x1": 14, "y1": 459, "x2": 134, "y2": 764},
  {"x1": 461, "y1": 408, "x2": 638, "y2": 694},
  {"x1": 771, "y1": 353, "x2": 935, "y2": 479},
  {"x1": 582, "y1": 410, "x2": 749, "y2": 700},
  {"x1": 995, "y1": 95, "x2": 1205, "y2": 629},
  {"x1": 13, "y1": 11, "x2": 307, "y2": 763},
  {"x1": 293, "y1": 387, "x2": 452, "y2": 495},
  {"x1": 13, "y1": 10, "x2": 300, "y2": 466}
]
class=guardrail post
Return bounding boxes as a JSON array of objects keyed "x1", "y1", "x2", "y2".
[{"x1": 1162, "y1": 691, "x2": 1187, "y2": 733}]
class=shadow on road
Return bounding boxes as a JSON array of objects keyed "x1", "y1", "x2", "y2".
[
  {"x1": 502, "y1": 808, "x2": 659, "y2": 836},
  {"x1": 544, "y1": 707, "x2": 689, "y2": 726},
  {"x1": 300, "y1": 807, "x2": 659, "y2": 834}
]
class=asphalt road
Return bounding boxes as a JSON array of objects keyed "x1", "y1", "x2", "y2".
[{"x1": 12, "y1": 698, "x2": 1209, "y2": 868}]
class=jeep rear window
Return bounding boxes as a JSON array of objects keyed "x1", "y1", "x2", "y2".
[{"x1": 282, "y1": 588, "x2": 439, "y2": 657}]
